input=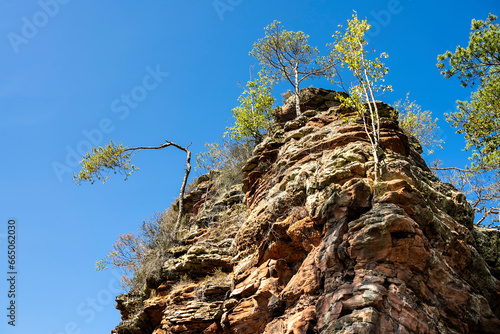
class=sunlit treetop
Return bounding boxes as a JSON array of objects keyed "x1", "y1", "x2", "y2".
[
  {"x1": 73, "y1": 141, "x2": 138, "y2": 185},
  {"x1": 250, "y1": 20, "x2": 335, "y2": 116},
  {"x1": 437, "y1": 13, "x2": 500, "y2": 172},
  {"x1": 225, "y1": 67, "x2": 275, "y2": 144},
  {"x1": 330, "y1": 13, "x2": 391, "y2": 95},
  {"x1": 437, "y1": 13, "x2": 499, "y2": 88}
]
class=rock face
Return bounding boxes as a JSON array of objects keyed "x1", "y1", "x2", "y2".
[{"x1": 112, "y1": 88, "x2": 500, "y2": 334}]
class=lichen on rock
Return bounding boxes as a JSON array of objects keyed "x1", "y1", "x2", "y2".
[{"x1": 112, "y1": 88, "x2": 500, "y2": 334}]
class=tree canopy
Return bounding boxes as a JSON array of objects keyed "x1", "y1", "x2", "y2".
[
  {"x1": 437, "y1": 13, "x2": 500, "y2": 171},
  {"x1": 225, "y1": 67, "x2": 275, "y2": 144},
  {"x1": 394, "y1": 93, "x2": 444, "y2": 155},
  {"x1": 73, "y1": 141, "x2": 137, "y2": 185},
  {"x1": 330, "y1": 12, "x2": 392, "y2": 182},
  {"x1": 435, "y1": 13, "x2": 500, "y2": 228},
  {"x1": 74, "y1": 140, "x2": 192, "y2": 237},
  {"x1": 250, "y1": 20, "x2": 332, "y2": 116}
]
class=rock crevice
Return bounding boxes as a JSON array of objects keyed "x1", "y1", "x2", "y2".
[{"x1": 112, "y1": 88, "x2": 500, "y2": 334}]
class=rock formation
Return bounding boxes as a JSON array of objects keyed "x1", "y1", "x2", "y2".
[{"x1": 112, "y1": 88, "x2": 500, "y2": 334}]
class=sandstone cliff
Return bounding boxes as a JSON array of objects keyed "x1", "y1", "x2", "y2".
[{"x1": 112, "y1": 88, "x2": 500, "y2": 334}]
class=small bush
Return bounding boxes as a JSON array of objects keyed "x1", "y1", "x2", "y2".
[
  {"x1": 196, "y1": 137, "x2": 254, "y2": 195},
  {"x1": 225, "y1": 67, "x2": 275, "y2": 145},
  {"x1": 96, "y1": 208, "x2": 181, "y2": 291},
  {"x1": 393, "y1": 93, "x2": 444, "y2": 155},
  {"x1": 194, "y1": 268, "x2": 231, "y2": 301}
]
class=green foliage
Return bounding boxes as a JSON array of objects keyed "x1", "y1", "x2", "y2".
[
  {"x1": 250, "y1": 20, "x2": 321, "y2": 82},
  {"x1": 437, "y1": 13, "x2": 500, "y2": 171},
  {"x1": 330, "y1": 14, "x2": 392, "y2": 99},
  {"x1": 73, "y1": 141, "x2": 137, "y2": 185},
  {"x1": 394, "y1": 93, "x2": 444, "y2": 155},
  {"x1": 437, "y1": 14, "x2": 499, "y2": 87},
  {"x1": 226, "y1": 67, "x2": 275, "y2": 144},
  {"x1": 250, "y1": 20, "x2": 329, "y2": 115},
  {"x1": 330, "y1": 12, "x2": 392, "y2": 182},
  {"x1": 73, "y1": 139, "x2": 191, "y2": 240},
  {"x1": 196, "y1": 138, "x2": 253, "y2": 192}
]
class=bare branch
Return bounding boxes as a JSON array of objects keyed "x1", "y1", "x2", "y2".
[
  {"x1": 434, "y1": 164, "x2": 500, "y2": 229},
  {"x1": 75, "y1": 139, "x2": 192, "y2": 238}
]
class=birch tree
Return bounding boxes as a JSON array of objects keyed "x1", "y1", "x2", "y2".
[
  {"x1": 73, "y1": 140, "x2": 191, "y2": 237},
  {"x1": 330, "y1": 13, "x2": 392, "y2": 182}
]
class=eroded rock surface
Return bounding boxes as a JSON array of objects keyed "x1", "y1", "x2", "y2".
[{"x1": 113, "y1": 88, "x2": 500, "y2": 334}]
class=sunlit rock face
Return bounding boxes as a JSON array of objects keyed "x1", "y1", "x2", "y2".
[{"x1": 113, "y1": 88, "x2": 500, "y2": 334}]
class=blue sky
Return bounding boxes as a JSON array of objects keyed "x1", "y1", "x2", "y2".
[{"x1": 1, "y1": 0, "x2": 499, "y2": 333}]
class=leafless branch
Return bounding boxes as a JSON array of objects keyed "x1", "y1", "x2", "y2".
[{"x1": 433, "y1": 162, "x2": 500, "y2": 229}]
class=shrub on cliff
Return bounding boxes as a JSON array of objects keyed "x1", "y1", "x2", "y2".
[
  {"x1": 96, "y1": 209, "x2": 179, "y2": 290},
  {"x1": 196, "y1": 138, "x2": 253, "y2": 194},
  {"x1": 394, "y1": 93, "x2": 444, "y2": 155},
  {"x1": 225, "y1": 67, "x2": 276, "y2": 145}
]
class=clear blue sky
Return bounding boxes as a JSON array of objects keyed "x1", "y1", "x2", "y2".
[{"x1": 1, "y1": 0, "x2": 499, "y2": 332}]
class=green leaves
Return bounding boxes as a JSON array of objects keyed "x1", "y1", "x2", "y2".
[
  {"x1": 225, "y1": 68, "x2": 275, "y2": 144},
  {"x1": 329, "y1": 12, "x2": 393, "y2": 183},
  {"x1": 437, "y1": 13, "x2": 500, "y2": 172},
  {"x1": 72, "y1": 141, "x2": 138, "y2": 185},
  {"x1": 250, "y1": 20, "x2": 319, "y2": 82},
  {"x1": 448, "y1": 73, "x2": 500, "y2": 170},
  {"x1": 250, "y1": 20, "x2": 331, "y2": 116},
  {"x1": 330, "y1": 13, "x2": 391, "y2": 97},
  {"x1": 394, "y1": 93, "x2": 444, "y2": 155},
  {"x1": 437, "y1": 14, "x2": 499, "y2": 88}
]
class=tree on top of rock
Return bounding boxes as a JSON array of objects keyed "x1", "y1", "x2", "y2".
[
  {"x1": 73, "y1": 140, "x2": 191, "y2": 238},
  {"x1": 330, "y1": 12, "x2": 392, "y2": 183},
  {"x1": 250, "y1": 20, "x2": 336, "y2": 117}
]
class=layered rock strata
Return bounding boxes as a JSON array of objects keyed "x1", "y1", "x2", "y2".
[{"x1": 113, "y1": 88, "x2": 500, "y2": 334}]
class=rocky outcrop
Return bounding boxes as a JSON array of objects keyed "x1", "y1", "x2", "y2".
[{"x1": 112, "y1": 88, "x2": 500, "y2": 334}]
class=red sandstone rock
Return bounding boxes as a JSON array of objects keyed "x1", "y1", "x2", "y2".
[{"x1": 113, "y1": 88, "x2": 500, "y2": 334}]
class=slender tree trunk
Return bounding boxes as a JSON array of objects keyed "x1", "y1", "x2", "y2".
[
  {"x1": 174, "y1": 148, "x2": 191, "y2": 238},
  {"x1": 356, "y1": 38, "x2": 381, "y2": 183},
  {"x1": 294, "y1": 63, "x2": 301, "y2": 117},
  {"x1": 365, "y1": 79, "x2": 381, "y2": 183},
  {"x1": 124, "y1": 141, "x2": 192, "y2": 239},
  {"x1": 359, "y1": 97, "x2": 380, "y2": 183},
  {"x1": 361, "y1": 82, "x2": 380, "y2": 183}
]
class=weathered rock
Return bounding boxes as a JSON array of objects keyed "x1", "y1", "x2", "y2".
[
  {"x1": 113, "y1": 88, "x2": 500, "y2": 334},
  {"x1": 276, "y1": 88, "x2": 349, "y2": 122}
]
